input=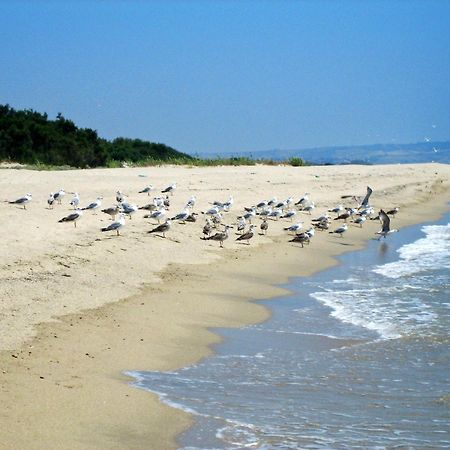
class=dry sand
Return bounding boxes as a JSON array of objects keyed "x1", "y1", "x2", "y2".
[{"x1": 0, "y1": 163, "x2": 449, "y2": 449}]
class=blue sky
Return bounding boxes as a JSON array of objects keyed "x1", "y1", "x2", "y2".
[{"x1": 1, "y1": 1, "x2": 449, "y2": 155}]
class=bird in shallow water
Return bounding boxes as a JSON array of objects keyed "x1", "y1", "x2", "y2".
[{"x1": 376, "y1": 210, "x2": 399, "y2": 240}]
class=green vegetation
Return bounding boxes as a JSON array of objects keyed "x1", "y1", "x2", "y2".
[
  {"x1": 0, "y1": 104, "x2": 309, "y2": 168},
  {"x1": 0, "y1": 104, "x2": 193, "y2": 168}
]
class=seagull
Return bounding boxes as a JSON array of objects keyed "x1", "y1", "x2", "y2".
[
  {"x1": 260, "y1": 218, "x2": 269, "y2": 235},
  {"x1": 236, "y1": 216, "x2": 247, "y2": 234},
  {"x1": 148, "y1": 220, "x2": 171, "y2": 238},
  {"x1": 329, "y1": 204, "x2": 344, "y2": 215},
  {"x1": 206, "y1": 225, "x2": 232, "y2": 248},
  {"x1": 295, "y1": 193, "x2": 310, "y2": 207},
  {"x1": 352, "y1": 216, "x2": 367, "y2": 228},
  {"x1": 9, "y1": 193, "x2": 32, "y2": 209},
  {"x1": 101, "y1": 205, "x2": 120, "y2": 220},
  {"x1": 47, "y1": 192, "x2": 55, "y2": 209},
  {"x1": 359, "y1": 186, "x2": 373, "y2": 209},
  {"x1": 121, "y1": 202, "x2": 138, "y2": 219},
  {"x1": 302, "y1": 202, "x2": 315, "y2": 215},
  {"x1": 236, "y1": 224, "x2": 256, "y2": 245},
  {"x1": 82, "y1": 197, "x2": 102, "y2": 213},
  {"x1": 53, "y1": 189, "x2": 65, "y2": 205},
  {"x1": 58, "y1": 209, "x2": 83, "y2": 228},
  {"x1": 171, "y1": 208, "x2": 190, "y2": 223},
  {"x1": 313, "y1": 220, "x2": 330, "y2": 231},
  {"x1": 146, "y1": 207, "x2": 166, "y2": 223},
  {"x1": 376, "y1": 210, "x2": 399, "y2": 240},
  {"x1": 284, "y1": 222, "x2": 303, "y2": 234},
  {"x1": 204, "y1": 205, "x2": 221, "y2": 216},
  {"x1": 329, "y1": 223, "x2": 348, "y2": 237},
  {"x1": 101, "y1": 213, "x2": 126, "y2": 236},
  {"x1": 312, "y1": 213, "x2": 330, "y2": 223},
  {"x1": 70, "y1": 193, "x2": 80, "y2": 209},
  {"x1": 116, "y1": 191, "x2": 126, "y2": 203},
  {"x1": 139, "y1": 185, "x2": 154, "y2": 195},
  {"x1": 289, "y1": 233, "x2": 310, "y2": 247},
  {"x1": 282, "y1": 210, "x2": 297, "y2": 221},
  {"x1": 138, "y1": 203, "x2": 157, "y2": 212},
  {"x1": 161, "y1": 183, "x2": 176, "y2": 195},
  {"x1": 185, "y1": 195, "x2": 197, "y2": 209},
  {"x1": 202, "y1": 218, "x2": 213, "y2": 238},
  {"x1": 334, "y1": 210, "x2": 351, "y2": 222}
]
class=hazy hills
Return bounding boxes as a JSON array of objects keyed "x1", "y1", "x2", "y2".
[{"x1": 195, "y1": 141, "x2": 450, "y2": 165}]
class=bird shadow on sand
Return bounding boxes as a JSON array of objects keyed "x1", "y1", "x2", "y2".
[{"x1": 148, "y1": 235, "x2": 181, "y2": 243}]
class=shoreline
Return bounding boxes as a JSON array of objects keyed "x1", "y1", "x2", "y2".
[{"x1": 0, "y1": 164, "x2": 449, "y2": 449}]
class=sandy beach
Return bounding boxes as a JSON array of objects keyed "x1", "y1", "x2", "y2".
[{"x1": 0, "y1": 163, "x2": 449, "y2": 450}]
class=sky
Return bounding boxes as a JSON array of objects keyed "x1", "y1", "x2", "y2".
[{"x1": 1, "y1": 1, "x2": 449, "y2": 155}]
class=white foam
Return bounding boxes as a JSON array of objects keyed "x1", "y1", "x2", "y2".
[
  {"x1": 310, "y1": 285, "x2": 438, "y2": 340},
  {"x1": 374, "y1": 224, "x2": 450, "y2": 279}
]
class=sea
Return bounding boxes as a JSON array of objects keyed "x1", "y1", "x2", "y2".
[{"x1": 127, "y1": 212, "x2": 450, "y2": 449}]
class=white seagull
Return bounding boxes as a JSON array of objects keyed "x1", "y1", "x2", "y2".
[
  {"x1": 58, "y1": 209, "x2": 83, "y2": 228},
  {"x1": 9, "y1": 193, "x2": 32, "y2": 209},
  {"x1": 101, "y1": 213, "x2": 126, "y2": 236},
  {"x1": 82, "y1": 197, "x2": 102, "y2": 213}
]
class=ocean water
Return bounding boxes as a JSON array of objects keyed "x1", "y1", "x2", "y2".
[{"x1": 128, "y1": 213, "x2": 450, "y2": 449}]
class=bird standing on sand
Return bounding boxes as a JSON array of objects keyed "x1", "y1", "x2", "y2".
[
  {"x1": 47, "y1": 193, "x2": 55, "y2": 209},
  {"x1": 260, "y1": 218, "x2": 269, "y2": 235},
  {"x1": 185, "y1": 195, "x2": 197, "y2": 209},
  {"x1": 121, "y1": 202, "x2": 138, "y2": 219},
  {"x1": 82, "y1": 197, "x2": 102, "y2": 214},
  {"x1": 161, "y1": 183, "x2": 176, "y2": 196},
  {"x1": 58, "y1": 210, "x2": 83, "y2": 228},
  {"x1": 147, "y1": 207, "x2": 166, "y2": 223},
  {"x1": 9, "y1": 193, "x2": 32, "y2": 209},
  {"x1": 206, "y1": 225, "x2": 232, "y2": 248},
  {"x1": 171, "y1": 208, "x2": 190, "y2": 224},
  {"x1": 53, "y1": 189, "x2": 65, "y2": 205},
  {"x1": 284, "y1": 222, "x2": 303, "y2": 234},
  {"x1": 352, "y1": 216, "x2": 367, "y2": 228},
  {"x1": 376, "y1": 210, "x2": 399, "y2": 240},
  {"x1": 289, "y1": 233, "x2": 310, "y2": 247},
  {"x1": 70, "y1": 193, "x2": 80, "y2": 209},
  {"x1": 329, "y1": 223, "x2": 348, "y2": 237},
  {"x1": 236, "y1": 224, "x2": 256, "y2": 245},
  {"x1": 139, "y1": 185, "x2": 154, "y2": 195},
  {"x1": 101, "y1": 213, "x2": 126, "y2": 236},
  {"x1": 202, "y1": 218, "x2": 213, "y2": 238},
  {"x1": 116, "y1": 191, "x2": 126, "y2": 203},
  {"x1": 101, "y1": 205, "x2": 120, "y2": 220},
  {"x1": 148, "y1": 220, "x2": 171, "y2": 238}
]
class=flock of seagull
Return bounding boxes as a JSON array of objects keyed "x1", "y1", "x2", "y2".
[{"x1": 7, "y1": 183, "x2": 400, "y2": 248}]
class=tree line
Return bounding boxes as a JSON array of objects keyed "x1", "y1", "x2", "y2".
[{"x1": 0, "y1": 104, "x2": 193, "y2": 168}]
